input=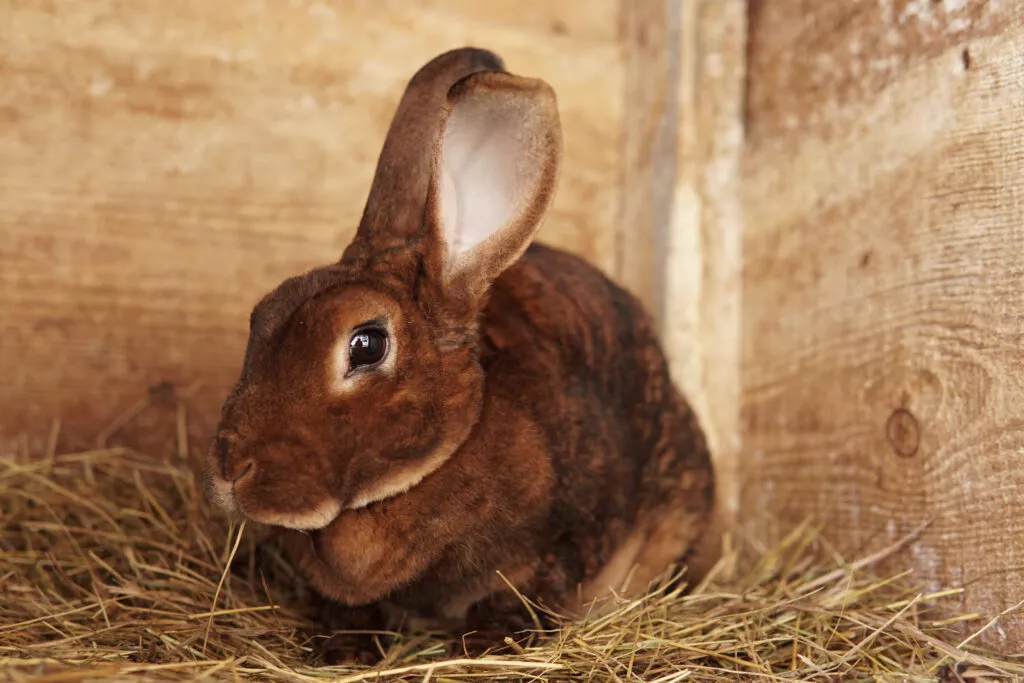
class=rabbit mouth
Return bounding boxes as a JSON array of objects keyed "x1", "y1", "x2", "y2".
[
  {"x1": 249, "y1": 498, "x2": 344, "y2": 531},
  {"x1": 205, "y1": 470, "x2": 343, "y2": 531},
  {"x1": 205, "y1": 469, "x2": 241, "y2": 516}
]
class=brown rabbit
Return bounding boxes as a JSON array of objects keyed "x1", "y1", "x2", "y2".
[{"x1": 204, "y1": 47, "x2": 716, "y2": 661}]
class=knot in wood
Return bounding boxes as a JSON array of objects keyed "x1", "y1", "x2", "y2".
[{"x1": 885, "y1": 408, "x2": 920, "y2": 458}]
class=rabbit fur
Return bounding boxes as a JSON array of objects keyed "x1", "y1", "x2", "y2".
[{"x1": 204, "y1": 46, "x2": 716, "y2": 660}]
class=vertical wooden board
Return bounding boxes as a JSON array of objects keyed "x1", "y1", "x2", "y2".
[
  {"x1": 609, "y1": 0, "x2": 746, "y2": 574},
  {"x1": 615, "y1": 0, "x2": 679, "y2": 328},
  {"x1": 664, "y1": 0, "x2": 746, "y2": 523},
  {"x1": 616, "y1": 0, "x2": 747, "y2": 514},
  {"x1": 742, "y1": 2, "x2": 1024, "y2": 649},
  {"x1": 0, "y1": 0, "x2": 623, "y2": 449}
]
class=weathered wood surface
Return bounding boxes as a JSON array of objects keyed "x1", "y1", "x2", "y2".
[
  {"x1": 666, "y1": 0, "x2": 746, "y2": 525},
  {"x1": 742, "y1": 0, "x2": 1024, "y2": 648},
  {"x1": 0, "y1": 1, "x2": 629, "y2": 449},
  {"x1": 613, "y1": 0, "x2": 747, "y2": 579}
]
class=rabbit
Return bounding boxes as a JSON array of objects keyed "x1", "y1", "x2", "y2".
[{"x1": 204, "y1": 46, "x2": 716, "y2": 662}]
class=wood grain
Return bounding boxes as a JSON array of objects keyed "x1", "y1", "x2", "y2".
[
  {"x1": 662, "y1": 0, "x2": 747, "y2": 523},
  {"x1": 0, "y1": 0, "x2": 624, "y2": 450},
  {"x1": 742, "y1": 3, "x2": 1024, "y2": 650},
  {"x1": 746, "y1": 0, "x2": 1008, "y2": 146},
  {"x1": 614, "y1": 0, "x2": 679, "y2": 331}
]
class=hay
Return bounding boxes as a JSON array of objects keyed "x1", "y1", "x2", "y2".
[{"x1": 2, "y1": 423, "x2": 1023, "y2": 682}]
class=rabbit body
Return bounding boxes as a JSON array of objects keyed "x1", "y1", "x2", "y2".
[
  {"x1": 205, "y1": 47, "x2": 715, "y2": 650},
  {"x1": 279, "y1": 243, "x2": 713, "y2": 631}
]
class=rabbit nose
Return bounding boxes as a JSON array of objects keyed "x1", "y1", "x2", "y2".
[
  {"x1": 214, "y1": 431, "x2": 253, "y2": 483},
  {"x1": 229, "y1": 460, "x2": 254, "y2": 484},
  {"x1": 220, "y1": 449, "x2": 255, "y2": 483}
]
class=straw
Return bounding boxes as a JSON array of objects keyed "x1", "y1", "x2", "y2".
[{"x1": 1, "y1": 406, "x2": 1022, "y2": 682}]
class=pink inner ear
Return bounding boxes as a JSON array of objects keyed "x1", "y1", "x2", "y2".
[{"x1": 438, "y1": 97, "x2": 529, "y2": 258}]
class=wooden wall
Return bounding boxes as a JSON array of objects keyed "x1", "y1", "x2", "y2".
[
  {"x1": 0, "y1": 0, "x2": 747, "y2": 588},
  {"x1": 0, "y1": 0, "x2": 743, "y2": 516},
  {"x1": 0, "y1": 1, "x2": 631, "y2": 451},
  {"x1": 741, "y1": 0, "x2": 1024, "y2": 648}
]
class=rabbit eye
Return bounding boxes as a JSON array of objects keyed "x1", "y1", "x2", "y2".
[{"x1": 349, "y1": 328, "x2": 388, "y2": 369}]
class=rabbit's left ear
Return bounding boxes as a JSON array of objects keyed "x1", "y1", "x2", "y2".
[{"x1": 426, "y1": 71, "x2": 563, "y2": 302}]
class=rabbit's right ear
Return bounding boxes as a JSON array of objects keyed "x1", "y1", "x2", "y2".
[
  {"x1": 348, "y1": 48, "x2": 562, "y2": 307},
  {"x1": 425, "y1": 70, "x2": 563, "y2": 305}
]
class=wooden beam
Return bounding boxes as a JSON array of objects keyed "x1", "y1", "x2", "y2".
[
  {"x1": 617, "y1": 0, "x2": 747, "y2": 530},
  {"x1": 615, "y1": 0, "x2": 681, "y2": 328}
]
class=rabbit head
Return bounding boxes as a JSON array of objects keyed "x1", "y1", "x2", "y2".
[{"x1": 204, "y1": 47, "x2": 563, "y2": 531}]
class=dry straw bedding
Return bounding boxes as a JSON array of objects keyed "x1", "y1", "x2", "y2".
[{"x1": 1, "y1": 413, "x2": 1022, "y2": 682}]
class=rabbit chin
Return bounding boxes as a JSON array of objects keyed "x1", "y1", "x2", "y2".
[
  {"x1": 206, "y1": 476, "x2": 342, "y2": 531},
  {"x1": 251, "y1": 499, "x2": 344, "y2": 531}
]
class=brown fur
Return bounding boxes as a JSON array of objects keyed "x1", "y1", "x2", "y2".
[{"x1": 204, "y1": 47, "x2": 715, "y2": 661}]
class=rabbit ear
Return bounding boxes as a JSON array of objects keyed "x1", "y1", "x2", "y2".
[
  {"x1": 427, "y1": 71, "x2": 563, "y2": 301},
  {"x1": 355, "y1": 48, "x2": 505, "y2": 244}
]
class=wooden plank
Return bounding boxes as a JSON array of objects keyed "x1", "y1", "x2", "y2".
[
  {"x1": 616, "y1": 0, "x2": 747, "y2": 526},
  {"x1": 741, "y1": 1, "x2": 1024, "y2": 649},
  {"x1": 614, "y1": 0, "x2": 680, "y2": 328},
  {"x1": 663, "y1": 0, "x2": 747, "y2": 525},
  {"x1": 0, "y1": 0, "x2": 623, "y2": 450}
]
